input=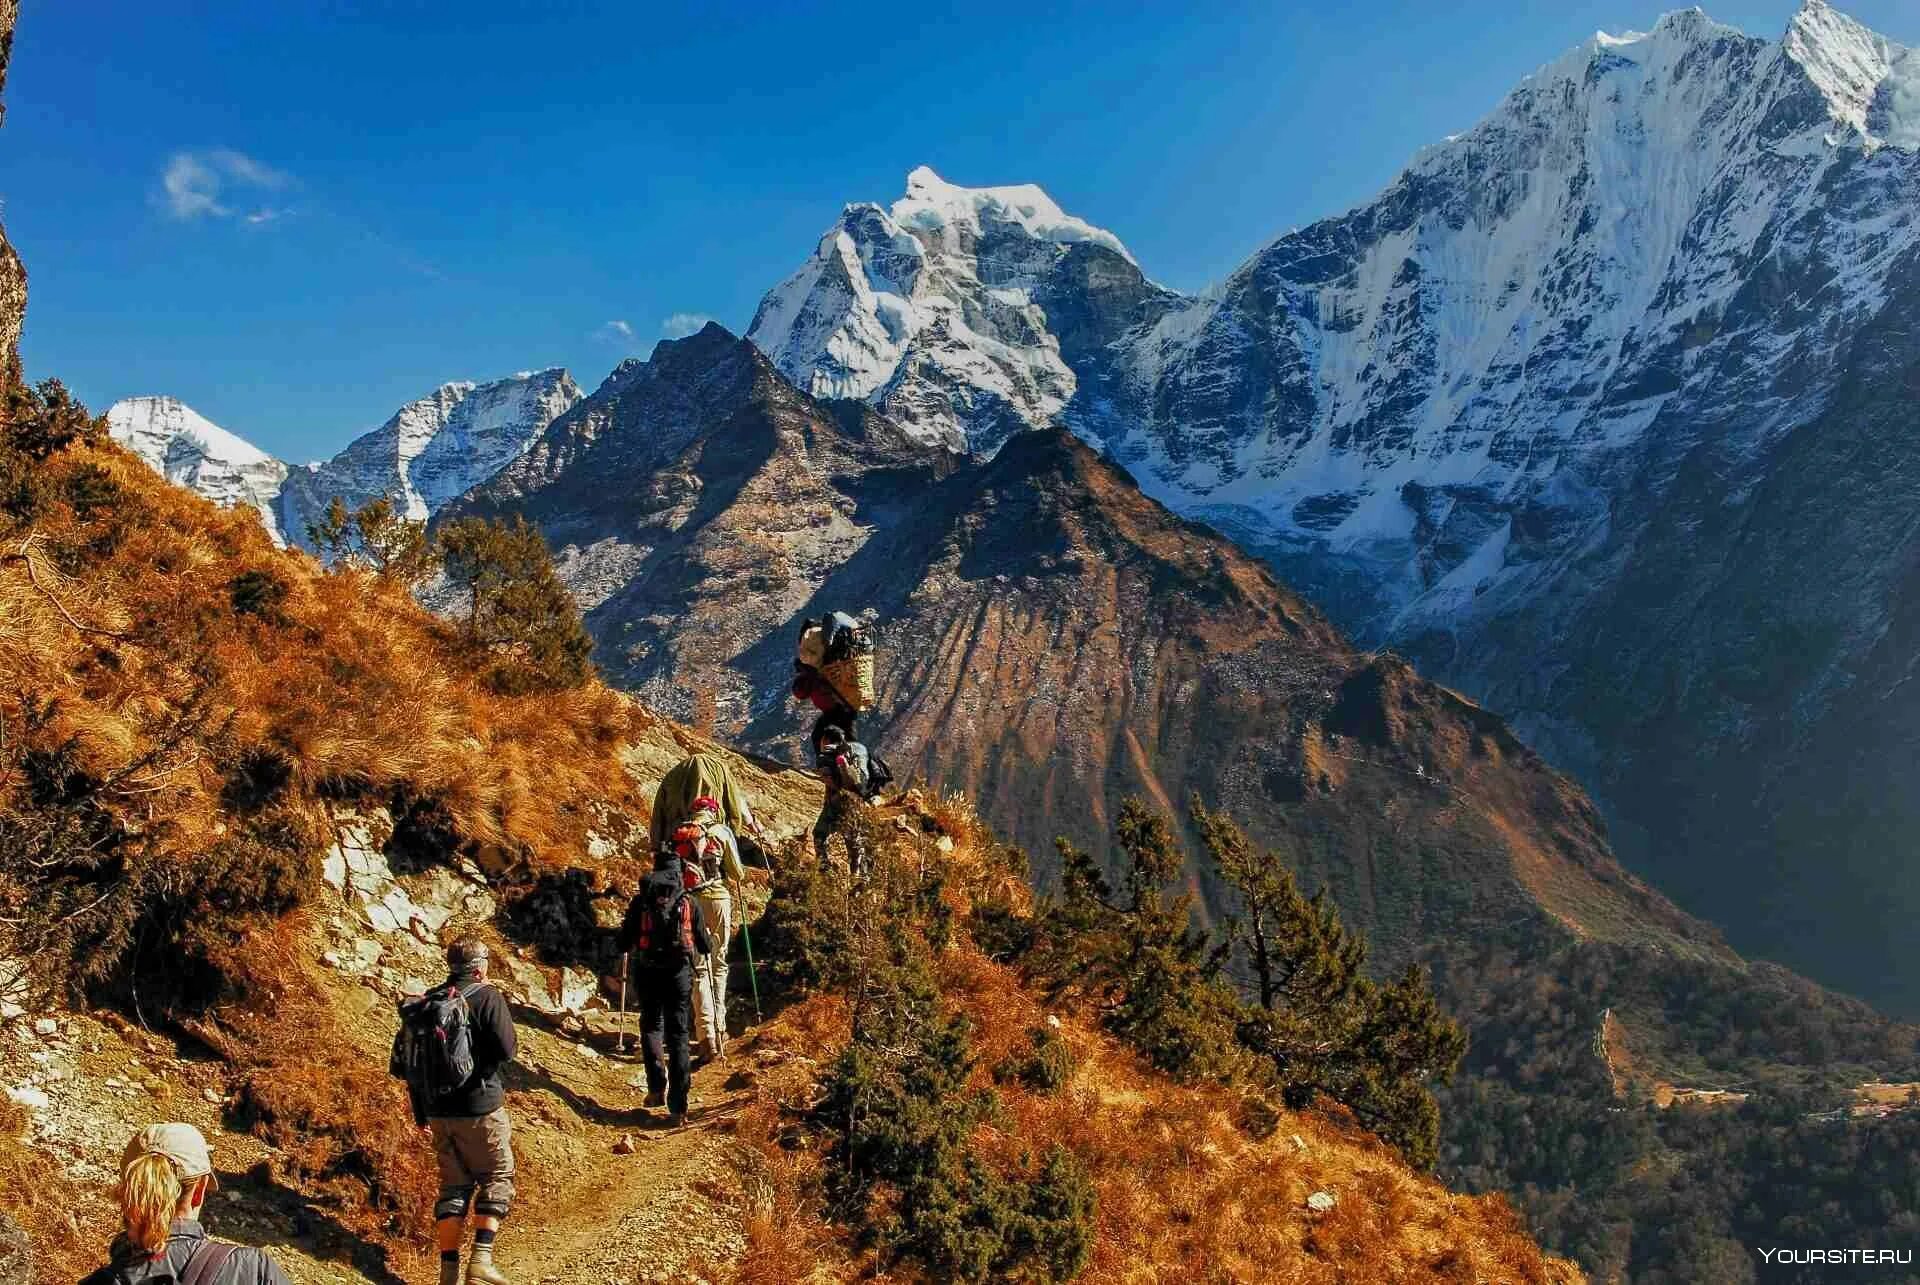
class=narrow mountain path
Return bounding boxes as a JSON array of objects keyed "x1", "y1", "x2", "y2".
[{"x1": 494, "y1": 1013, "x2": 759, "y2": 1285}]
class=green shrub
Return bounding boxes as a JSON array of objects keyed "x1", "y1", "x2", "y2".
[
  {"x1": 995, "y1": 1024, "x2": 1075, "y2": 1094},
  {"x1": 820, "y1": 914, "x2": 1092, "y2": 1282},
  {"x1": 437, "y1": 515, "x2": 593, "y2": 695}
]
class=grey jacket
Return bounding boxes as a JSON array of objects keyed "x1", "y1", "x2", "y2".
[{"x1": 79, "y1": 1219, "x2": 290, "y2": 1285}]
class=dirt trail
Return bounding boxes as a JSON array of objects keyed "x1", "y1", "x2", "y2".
[{"x1": 489, "y1": 1009, "x2": 764, "y2": 1285}]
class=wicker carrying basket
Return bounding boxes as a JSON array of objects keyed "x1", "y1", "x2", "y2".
[{"x1": 820, "y1": 653, "x2": 876, "y2": 712}]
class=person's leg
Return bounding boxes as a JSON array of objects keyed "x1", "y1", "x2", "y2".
[
  {"x1": 463, "y1": 1109, "x2": 517, "y2": 1284},
  {"x1": 430, "y1": 1118, "x2": 474, "y2": 1285},
  {"x1": 812, "y1": 797, "x2": 835, "y2": 866},
  {"x1": 639, "y1": 972, "x2": 668, "y2": 1108},
  {"x1": 709, "y1": 896, "x2": 732, "y2": 1041},
  {"x1": 665, "y1": 965, "x2": 693, "y2": 1120},
  {"x1": 690, "y1": 950, "x2": 715, "y2": 1059}
]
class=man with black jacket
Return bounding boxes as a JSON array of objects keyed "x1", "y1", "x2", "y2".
[{"x1": 425, "y1": 939, "x2": 518, "y2": 1285}]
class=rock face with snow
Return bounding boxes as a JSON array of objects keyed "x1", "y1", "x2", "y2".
[
  {"x1": 106, "y1": 369, "x2": 580, "y2": 550},
  {"x1": 748, "y1": 165, "x2": 1184, "y2": 454},
  {"x1": 753, "y1": 2, "x2": 1920, "y2": 1014},
  {"x1": 279, "y1": 368, "x2": 582, "y2": 540},
  {"x1": 106, "y1": 397, "x2": 292, "y2": 541}
]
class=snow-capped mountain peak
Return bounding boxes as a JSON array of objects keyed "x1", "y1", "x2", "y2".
[
  {"x1": 891, "y1": 165, "x2": 1137, "y2": 263},
  {"x1": 106, "y1": 396, "x2": 290, "y2": 541},
  {"x1": 748, "y1": 168, "x2": 1173, "y2": 453},
  {"x1": 1783, "y1": 0, "x2": 1920, "y2": 147},
  {"x1": 107, "y1": 395, "x2": 277, "y2": 469},
  {"x1": 109, "y1": 370, "x2": 581, "y2": 550}
]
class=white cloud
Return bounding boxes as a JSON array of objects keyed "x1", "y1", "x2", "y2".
[
  {"x1": 161, "y1": 149, "x2": 293, "y2": 222},
  {"x1": 594, "y1": 319, "x2": 639, "y2": 346},
  {"x1": 661, "y1": 312, "x2": 715, "y2": 339}
]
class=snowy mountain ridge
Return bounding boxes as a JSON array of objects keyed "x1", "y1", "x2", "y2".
[
  {"x1": 105, "y1": 396, "x2": 292, "y2": 541},
  {"x1": 106, "y1": 369, "x2": 581, "y2": 549},
  {"x1": 747, "y1": 0, "x2": 1920, "y2": 1011}
]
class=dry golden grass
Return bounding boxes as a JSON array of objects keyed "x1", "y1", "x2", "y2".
[
  {"x1": 1, "y1": 440, "x2": 648, "y2": 880},
  {"x1": 725, "y1": 819, "x2": 1584, "y2": 1285}
]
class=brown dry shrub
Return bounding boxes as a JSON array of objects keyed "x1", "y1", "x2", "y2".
[{"x1": 217, "y1": 926, "x2": 439, "y2": 1244}]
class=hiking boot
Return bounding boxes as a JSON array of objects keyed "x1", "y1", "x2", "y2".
[
  {"x1": 466, "y1": 1246, "x2": 512, "y2": 1285},
  {"x1": 643, "y1": 1088, "x2": 665, "y2": 1109},
  {"x1": 666, "y1": 1111, "x2": 687, "y2": 1129},
  {"x1": 439, "y1": 1255, "x2": 462, "y2": 1285}
]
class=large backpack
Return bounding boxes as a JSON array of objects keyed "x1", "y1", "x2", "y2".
[
  {"x1": 670, "y1": 817, "x2": 726, "y2": 888},
  {"x1": 390, "y1": 981, "x2": 481, "y2": 1112},
  {"x1": 796, "y1": 612, "x2": 876, "y2": 712},
  {"x1": 826, "y1": 738, "x2": 894, "y2": 802},
  {"x1": 632, "y1": 867, "x2": 697, "y2": 967}
]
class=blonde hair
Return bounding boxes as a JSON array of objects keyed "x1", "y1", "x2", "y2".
[{"x1": 118, "y1": 1152, "x2": 184, "y2": 1258}]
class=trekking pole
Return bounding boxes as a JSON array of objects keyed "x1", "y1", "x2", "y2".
[
  {"x1": 618, "y1": 951, "x2": 631, "y2": 1055},
  {"x1": 735, "y1": 879, "x2": 762, "y2": 1023}
]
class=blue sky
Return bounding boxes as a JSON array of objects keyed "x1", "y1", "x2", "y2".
[{"x1": 7, "y1": 0, "x2": 1918, "y2": 461}]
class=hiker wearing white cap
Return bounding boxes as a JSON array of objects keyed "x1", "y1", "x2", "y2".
[{"x1": 79, "y1": 1122, "x2": 289, "y2": 1284}]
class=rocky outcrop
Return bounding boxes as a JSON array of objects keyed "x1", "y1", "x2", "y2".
[{"x1": 0, "y1": 0, "x2": 26, "y2": 381}]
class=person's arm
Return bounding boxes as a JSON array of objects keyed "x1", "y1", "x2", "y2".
[
  {"x1": 618, "y1": 894, "x2": 645, "y2": 951},
  {"x1": 485, "y1": 986, "x2": 518, "y2": 1064}
]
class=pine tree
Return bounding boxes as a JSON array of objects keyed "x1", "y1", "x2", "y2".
[
  {"x1": 305, "y1": 496, "x2": 435, "y2": 587},
  {"x1": 1040, "y1": 798, "x2": 1244, "y2": 1082},
  {"x1": 435, "y1": 515, "x2": 593, "y2": 694},
  {"x1": 1191, "y1": 797, "x2": 1465, "y2": 1168}
]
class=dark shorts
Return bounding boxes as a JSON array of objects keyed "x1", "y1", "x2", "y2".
[{"x1": 429, "y1": 1107, "x2": 515, "y2": 1219}]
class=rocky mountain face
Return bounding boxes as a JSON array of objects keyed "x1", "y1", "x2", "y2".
[
  {"x1": 449, "y1": 323, "x2": 957, "y2": 727},
  {"x1": 751, "y1": 2, "x2": 1920, "y2": 1014},
  {"x1": 0, "y1": 0, "x2": 23, "y2": 385},
  {"x1": 277, "y1": 368, "x2": 582, "y2": 539},
  {"x1": 105, "y1": 369, "x2": 579, "y2": 550}
]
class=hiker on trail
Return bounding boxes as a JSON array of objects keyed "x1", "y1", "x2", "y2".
[
  {"x1": 811, "y1": 722, "x2": 892, "y2": 873},
  {"x1": 650, "y1": 750, "x2": 763, "y2": 852},
  {"x1": 791, "y1": 612, "x2": 890, "y2": 869},
  {"x1": 391, "y1": 939, "x2": 519, "y2": 1285},
  {"x1": 651, "y1": 752, "x2": 772, "y2": 1057},
  {"x1": 620, "y1": 848, "x2": 713, "y2": 1127},
  {"x1": 80, "y1": 1123, "x2": 290, "y2": 1285},
  {"x1": 663, "y1": 793, "x2": 750, "y2": 1059}
]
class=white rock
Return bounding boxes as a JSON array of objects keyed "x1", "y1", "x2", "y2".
[
  {"x1": 0, "y1": 1002, "x2": 24, "y2": 1021},
  {"x1": 6, "y1": 1085, "x2": 49, "y2": 1110},
  {"x1": 1306, "y1": 1190, "x2": 1337, "y2": 1214},
  {"x1": 31, "y1": 1018, "x2": 57, "y2": 1038}
]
